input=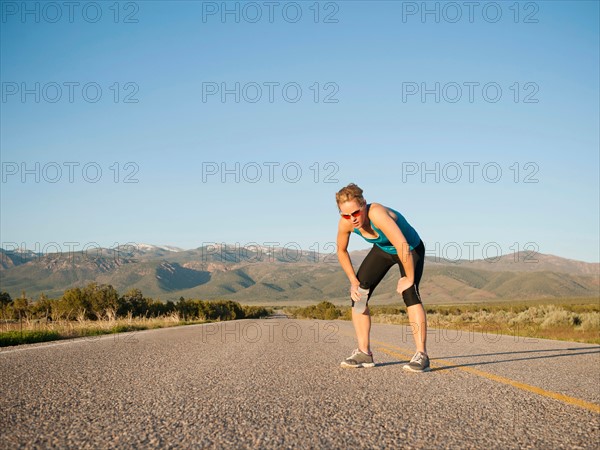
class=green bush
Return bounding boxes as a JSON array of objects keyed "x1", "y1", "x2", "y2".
[
  {"x1": 294, "y1": 301, "x2": 341, "y2": 320},
  {"x1": 243, "y1": 305, "x2": 272, "y2": 319}
]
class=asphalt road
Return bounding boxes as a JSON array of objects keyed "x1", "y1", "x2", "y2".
[{"x1": 1, "y1": 318, "x2": 599, "y2": 449}]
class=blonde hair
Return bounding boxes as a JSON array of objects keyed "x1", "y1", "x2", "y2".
[{"x1": 335, "y1": 183, "x2": 365, "y2": 207}]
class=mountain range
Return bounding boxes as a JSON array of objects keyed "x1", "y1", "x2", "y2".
[{"x1": 0, "y1": 244, "x2": 598, "y2": 305}]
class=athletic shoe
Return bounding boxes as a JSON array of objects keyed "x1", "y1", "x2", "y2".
[
  {"x1": 340, "y1": 348, "x2": 375, "y2": 368},
  {"x1": 403, "y1": 351, "x2": 431, "y2": 372}
]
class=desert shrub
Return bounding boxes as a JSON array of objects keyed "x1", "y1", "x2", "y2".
[
  {"x1": 295, "y1": 301, "x2": 341, "y2": 320},
  {"x1": 578, "y1": 312, "x2": 600, "y2": 331},
  {"x1": 242, "y1": 305, "x2": 272, "y2": 319}
]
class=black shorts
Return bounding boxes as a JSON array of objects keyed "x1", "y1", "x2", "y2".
[{"x1": 353, "y1": 240, "x2": 425, "y2": 308}]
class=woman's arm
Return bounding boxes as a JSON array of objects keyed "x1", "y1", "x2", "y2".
[
  {"x1": 369, "y1": 204, "x2": 415, "y2": 287},
  {"x1": 336, "y1": 220, "x2": 361, "y2": 300}
]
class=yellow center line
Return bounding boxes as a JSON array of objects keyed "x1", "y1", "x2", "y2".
[{"x1": 373, "y1": 340, "x2": 600, "y2": 414}]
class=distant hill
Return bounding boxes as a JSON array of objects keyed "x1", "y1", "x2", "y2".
[
  {"x1": 350, "y1": 249, "x2": 599, "y2": 275},
  {"x1": 0, "y1": 244, "x2": 598, "y2": 304}
]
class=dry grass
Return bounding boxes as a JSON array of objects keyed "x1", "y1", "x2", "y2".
[
  {"x1": 0, "y1": 312, "x2": 205, "y2": 347},
  {"x1": 367, "y1": 303, "x2": 600, "y2": 345}
]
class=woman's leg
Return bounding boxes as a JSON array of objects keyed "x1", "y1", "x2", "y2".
[
  {"x1": 354, "y1": 246, "x2": 396, "y2": 354},
  {"x1": 407, "y1": 303, "x2": 427, "y2": 354},
  {"x1": 352, "y1": 305, "x2": 372, "y2": 354},
  {"x1": 399, "y1": 241, "x2": 428, "y2": 354}
]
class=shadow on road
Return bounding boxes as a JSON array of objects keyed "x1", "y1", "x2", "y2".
[
  {"x1": 429, "y1": 348, "x2": 600, "y2": 372},
  {"x1": 374, "y1": 361, "x2": 406, "y2": 367}
]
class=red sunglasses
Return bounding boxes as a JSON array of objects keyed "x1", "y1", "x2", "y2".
[{"x1": 340, "y1": 208, "x2": 362, "y2": 220}]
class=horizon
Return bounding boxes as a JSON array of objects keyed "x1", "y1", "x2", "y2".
[{"x1": 1, "y1": 241, "x2": 598, "y2": 265}]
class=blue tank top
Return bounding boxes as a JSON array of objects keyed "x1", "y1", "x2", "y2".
[{"x1": 353, "y1": 204, "x2": 421, "y2": 254}]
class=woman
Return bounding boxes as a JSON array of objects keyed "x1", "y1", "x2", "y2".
[{"x1": 335, "y1": 183, "x2": 429, "y2": 372}]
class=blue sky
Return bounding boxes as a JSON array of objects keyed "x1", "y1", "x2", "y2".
[{"x1": 1, "y1": 1, "x2": 599, "y2": 263}]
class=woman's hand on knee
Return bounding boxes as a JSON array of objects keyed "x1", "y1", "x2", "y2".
[{"x1": 396, "y1": 277, "x2": 414, "y2": 295}]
